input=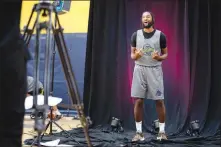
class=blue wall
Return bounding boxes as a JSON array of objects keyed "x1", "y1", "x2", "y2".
[{"x1": 27, "y1": 33, "x2": 87, "y2": 105}]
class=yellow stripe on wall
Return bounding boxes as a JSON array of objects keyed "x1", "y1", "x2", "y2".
[{"x1": 20, "y1": 1, "x2": 90, "y2": 33}]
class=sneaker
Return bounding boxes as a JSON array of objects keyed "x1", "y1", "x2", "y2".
[
  {"x1": 132, "y1": 132, "x2": 145, "y2": 142},
  {"x1": 157, "y1": 132, "x2": 167, "y2": 141}
]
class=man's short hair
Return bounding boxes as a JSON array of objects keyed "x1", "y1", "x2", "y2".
[{"x1": 143, "y1": 11, "x2": 155, "y2": 25}]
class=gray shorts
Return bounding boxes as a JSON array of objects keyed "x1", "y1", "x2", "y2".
[{"x1": 131, "y1": 64, "x2": 164, "y2": 100}]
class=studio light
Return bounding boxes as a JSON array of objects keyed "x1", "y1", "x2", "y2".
[
  {"x1": 187, "y1": 120, "x2": 200, "y2": 137},
  {"x1": 110, "y1": 117, "x2": 124, "y2": 133},
  {"x1": 86, "y1": 116, "x2": 93, "y2": 128},
  {"x1": 152, "y1": 119, "x2": 159, "y2": 132}
]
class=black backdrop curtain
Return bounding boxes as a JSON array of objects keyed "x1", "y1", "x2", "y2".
[
  {"x1": 188, "y1": 0, "x2": 221, "y2": 135},
  {"x1": 83, "y1": 0, "x2": 221, "y2": 136}
]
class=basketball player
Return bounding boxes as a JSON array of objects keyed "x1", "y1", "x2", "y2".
[{"x1": 130, "y1": 11, "x2": 168, "y2": 141}]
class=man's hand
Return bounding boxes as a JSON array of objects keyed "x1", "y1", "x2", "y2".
[
  {"x1": 152, "y1": 51, "x2": 161, "y2": 61},
  {"x1": 131, "y1": 47, "x2": 144, "y2": 60},
  {"x1": 152, "y1": 48, "x2": 168, "y2": 61},
  {"x1": 135, "y1": 48, "x2": 144, "y2": 58}
]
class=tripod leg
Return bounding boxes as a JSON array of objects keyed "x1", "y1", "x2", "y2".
[
  {"x1": 23, "y1": 19, "x2": 37, "y2": 47},
  {"x1": 31, "y1": 3, "x2": 52, "y2": 147},
  {"x1": 53, "y1": 17, "x2": 80, "y2": 105},
  {"x1": 23, "y1": 4, "x2": 36, "y2": 45},
  {"x1": 32, "y1": 9, "x2": 47, "y2": 147},
  {"x1": 49, "y1": 108, "x2": 53, "y2": 135},
  {"x1": 51, "y1": 120, "x2": 80, "y2": 144},
  {"x1": 43, "y1": 9, "x2": 53, "y2": 107},
  {"x1": 32, "y1": 118, "x2": 52, "y2": 146},
  {"x1": 40, "y1": 120, "x2": 51, "y2": 138},
  {"x1": 53, "y1": 15, "x2": 92, "y2": 146}
]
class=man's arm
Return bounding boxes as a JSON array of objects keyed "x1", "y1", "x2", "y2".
[
  {"x1": 131, "y1": 46, "x2": 136, "y2": 60},
  {"x1": 159, "y1": 32, "x2": 168, "y2": 61},
  {"x1": 130, "y1": 32, "x2": 143, "y2": 60},
  {"x1": 130, "y1": 32, "x2": 137, "y2": 59}
]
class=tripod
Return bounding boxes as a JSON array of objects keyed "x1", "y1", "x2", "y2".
[{"x1": 23, "y1": 2, "x2": 92, "y2": 147}]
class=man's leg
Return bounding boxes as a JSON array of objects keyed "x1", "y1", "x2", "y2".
[
  {"x1": 131, "y1": 65, "x2": 146, "y2": 141},
  {"x1": 146, "y1": 66, "x2": 167, "y2": 140},
  {"x1": 134, "y1": 98, "x2": 144, "y2": 133},
  {"x1": 155, "y1": 100, "x2": 166, "y2": 133},
  {"x1": 0, "y1": 37, "x2": 27, "y2": 147}
]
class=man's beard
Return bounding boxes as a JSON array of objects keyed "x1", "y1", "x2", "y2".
[{"x1": 143, "y1": 22, "x2": 154, "y2": 28}]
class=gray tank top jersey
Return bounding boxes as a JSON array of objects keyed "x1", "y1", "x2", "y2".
[{"x1": 135, "y1": 29, "x2": 162, "y2": 66}]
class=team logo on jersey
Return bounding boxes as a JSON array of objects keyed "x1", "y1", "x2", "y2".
[
  {"x1": 156, "y1": 89, "x2": 162, "y2": 97},
  {"x1": 142, "y1": 44, "x2": 155, "y2": 56}
]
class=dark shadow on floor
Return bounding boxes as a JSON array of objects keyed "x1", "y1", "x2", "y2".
[{"x1": 24, "y1": 125, "x2": 220, "y2": 146}]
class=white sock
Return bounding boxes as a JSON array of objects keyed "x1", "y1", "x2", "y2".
[
  {"x1": 136, "y1": 121, "x2": 142, "y2": 133},
  {"x1": 159, "y1": 122, "x2": 165, "y2": 133}
]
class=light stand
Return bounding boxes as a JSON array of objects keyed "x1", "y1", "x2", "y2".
[
  {"x1": 22, "y1": 2, "x2": 92, "y2": 147},
  {"x1": 186, "y1": 120, "x2": 200, "y2": 137},
  {"x1": 152, "y1": 119, "x2": 159, "y2": 133}
]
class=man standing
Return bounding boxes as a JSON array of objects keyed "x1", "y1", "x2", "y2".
[{"x1": 130, "y1": 11, "x2": 168, "y2": 141}]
